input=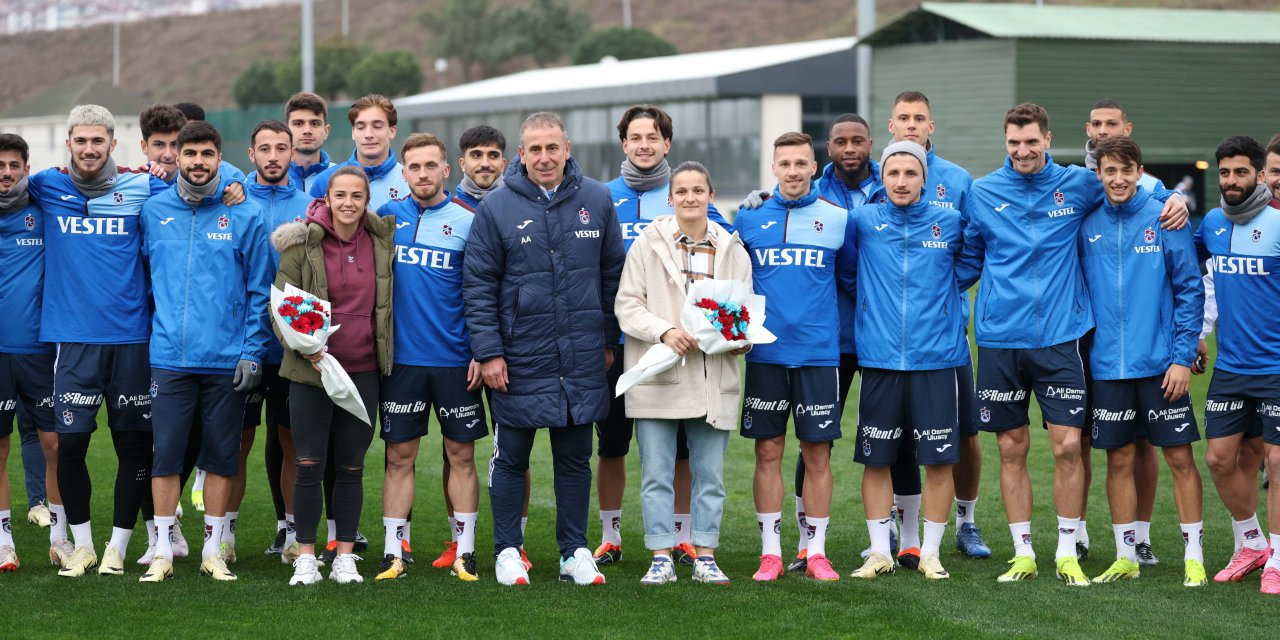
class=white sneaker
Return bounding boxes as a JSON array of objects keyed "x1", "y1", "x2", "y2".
[
  {"x1": 692, "y1": 556, "x2": 731, "y2": 584},
  {"x1": 289, "y1": 554, "x2": 323, "y2": 586},
  {"x1": 171, "y1": 526, "x2": 189, "y2": 558},
  {"x1": 98, "y1": 546, "x2": 125, "y2": 575},
  {"x1": 329, "y1": 553, "x2": 363, "y2": 584},
  {"x1": 495, "y1": 547, "x2": 530, "y2": 586},
  {"x1": 559, "y1": 547, "x2": 606, "y2": 585},
  {"x1": 0, "y1": 544, "x2": 19, "y2": 572},
  {"x1": 137, "y1": 541, "x2": 156, "y2": 566},
  {"x1": 27, "y1": 504, "x2": 51, "y2": 527},
  {"x1": 639, "y1": 555, "x2": 676, "y2": 585}
]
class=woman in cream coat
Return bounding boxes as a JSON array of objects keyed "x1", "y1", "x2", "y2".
[{"x1": 615, "y1": 162, "x2": 752, "y2": 585}]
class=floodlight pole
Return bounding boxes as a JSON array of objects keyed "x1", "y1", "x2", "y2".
[
  {"x1": 342, "y1": 0, "x2": 349, "y2": 38},
  {"x1": 855, "y1": 0, "x2": 874, "y2": 117},
  {"x1": 112, "y1": 21, "x2": 120, "y2": 86},
  {"x1": 622, "y1": 0, "x2": 632, "y2": 29},
  {"x1": 302, "y1": 0, "x2": 314, "y2": 92}
]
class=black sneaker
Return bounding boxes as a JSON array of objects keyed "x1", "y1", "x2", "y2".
[
  {"x1": 1075, "y1": 541, "x2": 1089, "y2": 561},
  {"x1": 264, "y1": 528, "x2": 286, "y2": 555},
  {"x1": 896, "y1": 549, "x2": 921, "y2": 570},
  {"x1": 451, "y1": 552, "x2": 479, "y2": 581},
  {"x1": 353, "y1": 530, "x2": 369, "y2": 553},
  {"x1": 672, "y1": 542, "x2": 697, "y2": 566},
  {"x1": 786, "y1": 551, "x2": 809, "y2": 573},
  {"x1": 319, "y1": 541, "x2": 337, "y2": 565},
  {"x1": 1135, "y1": 542, "x2": 1159, "y2": 566}
]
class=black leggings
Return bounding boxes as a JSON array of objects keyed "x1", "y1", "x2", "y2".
[
  {"x1": 57, "y1": 429, "x2": 151, "y2": 528},
  {"x1": 290, "y1": 373, "x2": 377, "y2": 546},
  {"x1": 265, "y1": 421, "x2": 286, "y2": 520}
]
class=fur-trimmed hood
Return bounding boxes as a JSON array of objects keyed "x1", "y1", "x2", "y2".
[{"x1": 271, "y1": 220, "x2": 310, "y2": 253}]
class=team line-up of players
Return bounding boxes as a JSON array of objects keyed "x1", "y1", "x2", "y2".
[{"x1": 0, "y1": 88, "x2": 1278, "y2": 591}]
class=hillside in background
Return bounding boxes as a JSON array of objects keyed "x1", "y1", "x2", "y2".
[{"x1": 1, "y1": 0, "x2": 1272, "y2": 112}]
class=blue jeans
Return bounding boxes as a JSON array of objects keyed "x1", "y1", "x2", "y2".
[{"x1": 635, "y1": 418, "x2": 728, "y2": 550}]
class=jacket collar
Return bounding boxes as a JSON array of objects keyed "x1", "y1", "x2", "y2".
[
  {"x1": 771, "y1": 182, "x2": 820, "y2": 209},
  {"x1": 1103, "y1": 187, "x2": 1152, "y2": 218},
  {"x1": 644, "y1": 215, "x2": 741, "y2": 287},
  {"x1": 245, "y1": 172, "x2": 301, "y2": 199},
  {"x1": 1000, "y1": 153, "x2": 1061, "y2": 184},
  {"x1": 344, "y1": 149, "x2": 399, "y2": 182},
  {"x1": 289, "y1": 149, "x2": 331, "y2": 183}
]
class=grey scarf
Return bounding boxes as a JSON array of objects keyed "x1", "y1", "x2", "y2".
[
  {"x1": 177, "y1": 170, "x2": 221, "y2": 206},
  {"x1": 620, "y1": 158, "x2": 670, "y2": 193},
  {"x1": 1084, "y1": 139, "x2": 1100, "y2": 171},
  {"x1": 1221, "y1": 183, "x2": 1271, "y2": 225},
  {"x1": 69, "y1": 156, "x2": 118, "y2": 200},
  {"x1": 0, "y1": 176, "x2": 30, "y2": 213},
  {"x1": 458, "y1": 172, "x2": 504, "y2": 202}
]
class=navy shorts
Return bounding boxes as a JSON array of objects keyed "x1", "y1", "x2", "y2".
[
  {"x1": 243, "y1": 364, "x2": 290, "y2": 430},
  {"x1": 53, "y1": 343, "x2": 151, "y2": 433},
  {"x1": 956, "y1": 354, "x2": 979, "y2": 437},
  {"x1": 1089, "y1": 376, "x2": 1199, "y2": 450},
  {"x1": 150, "y1": 368, "x2": 246, "y2": 477},
  {"x1": 0, "y1": 352, "x2": 55, "y2": 436},
  {"x1": 596, "y1": 355, "x2": 635, "y2": 457},
  {"x1": 380, "y1": 365, "x2": 487, "y2": 443},
  {"x1": 854, "y1": 368, "x2": 960, "y2": 467},
  {"x1": 741, "y1": 363, "x2": 841, "y2": 442},
  {"x1": 1205, "y1": 371, "x2": 1280, "y2": 445},
  {"x1": 976, "y1": 339, "x2": 1088, "y2": 431}
]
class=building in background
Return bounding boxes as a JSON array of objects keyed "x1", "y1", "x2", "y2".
[
  {"x1": 394, "y1": 38, "x2": 858, "y2": 205},
  {"x1": 0, "y1": 75, "x2": 150, "y2": 169},
  {"x1": 863, "y1": 3, "x2": 1280, "y2": 207}
]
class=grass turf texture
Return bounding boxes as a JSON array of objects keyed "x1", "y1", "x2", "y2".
[{"x1": 1, "y1": 336, "x2": 1274, "y2": 639}]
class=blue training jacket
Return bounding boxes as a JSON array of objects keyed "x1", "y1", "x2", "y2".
[
  {"x1": 0, "y1": 200, "x2": 51, "y2": 354},
  {"x1": 245, "y1": 173, "x2": 313, "y2": 365},
  {"x1": 736, "y1": 182, "x2": 855, "y2": 367},
  {"x1": 1194, "y1": 198, "x2": 1280, "y2": 375},
  {"x1": 1080, "y1": 188, "x2": 1203, "y2": 380},
  {"x1": 815, "y1": 160, "x2": 882, "y2": 356},
  {"x1": 31, "y1": 166, "x2": 167, "y2": 344},
  {"x1": 849, "y1": 199, "x2": 968, "y2": 371},
  {"x1": 141, "y1": 176, "x2": 273, "y2": 371},
  {"x1": 959, "y1": 154, "x2": 1178, "y2": 350},
  {"x1": 606, "y1": 177, "x2": 735, "y2": 251},
  {"x1": 288, "y1": 149, "x2": 334, "y2": 194},
  {"x1": 380, "y1": 192, "x2": 477, "y2": 368},
  {"x1": 309, "y1": 150, "x2": 410, "y2": 211}
]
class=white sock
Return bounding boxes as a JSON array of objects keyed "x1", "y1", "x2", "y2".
[
  {"x1": 49, "y1": 503, "x2": 68, "y2": 543},
  {"x1": 1134, "y1": 520, "x2": 1151, "y2": 545},
  {"x1": 276, "y1": 518, "x2": 286, "y2": 532},
  {"x1": 383, "y1": 517, "x2": 406, "y2": 558},
  {"x1": 107, "y1": 526, "x2": 133, "y2": 557},
  {"x1": 757, "y1": 512, "x2": 782, "y2": 557},
  {"x1": 403, "y1": 520, "x2": 411, "y2": 543},
  {"x1": 1181, "y1": 521, "x2": 1204, "y2": 563},
  {"x1": 1010, "y1": 521, "x2": 1034, "y2": 559},
  {"x1": 1113, "y1": 522, "x2": 1136, "y2": 562},
  {"x1": 867, "y1": 516, "x2": 893, "y2": 559},
  {"x1": 326, "y1": 519, "x2": 337, "y2": 544},
  {"x1": 284, "y1": 513, "x2": 297, "y2": 547},
  {"x1": 520, "y1": 517, "x2": 528, "y2": 537},
  {"x1": 1076, "y1": 519, "x2": 1090, "y2": 547},
  {"x1": 1267, "y1": 535, "x2": 1280, "y2": 571},
  {"x1": 1056, "y1": 516, "x2": 1080, "y2": 560},
  {"x1": 455, "y1": 511, "x2": 478, "y2": 556},
  {"x1": 155, "y1": 516, "x2": 176, "y2": 560},
  {"x1": 1233, "y1": 518, "x2": 1243, "y2": 553},
  {"x1": 202, "y1": 515, "x2": 225, "y2": 560},
  {"x1": 807, "y1": 516, "x2": 829, "y2": 558},
  {"x1": 70, "y1": 522, "x2": 93, "y2": 549},
  {"x1": 145, "y1": 519, "x2": 156, "y2": 545},
  {"x1": 675, "y1": 513, "x2": 692, "y2": 545},
  {"x1": 955, "y1": 498, "x2": 976, "y2": 527},
  {"x1": 0, "y1": 511, "x2": 12, "y2": 547},
  {"x1": 222, "y1": 511, "x2": 238, "y2": 546},
  {"x1": 1234, "y1": 514, "x2": 1267, "y2": 551},
  {"x1": 795, "y1": 496, "x2": 808, "y2": 553},
  {"x1": 922, "y1": 519, "x2": 946, "y2": 557},
  {"x1": 600, "y1": 509, "x2": 622, "y2": 546},
  {"x1": 448, "y1": 515, "x2": 459, "y2": 543},
  {"x1": 895, "y1": 494, "x2": 922, "y2": 551},
  {"x1": 193, "y1": 468, "x2": 206, "y2": 492}
]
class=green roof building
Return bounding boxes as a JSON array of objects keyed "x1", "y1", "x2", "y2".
[{"x1": 864, "y1": 3, "x2": 1280, "y2": 206}]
